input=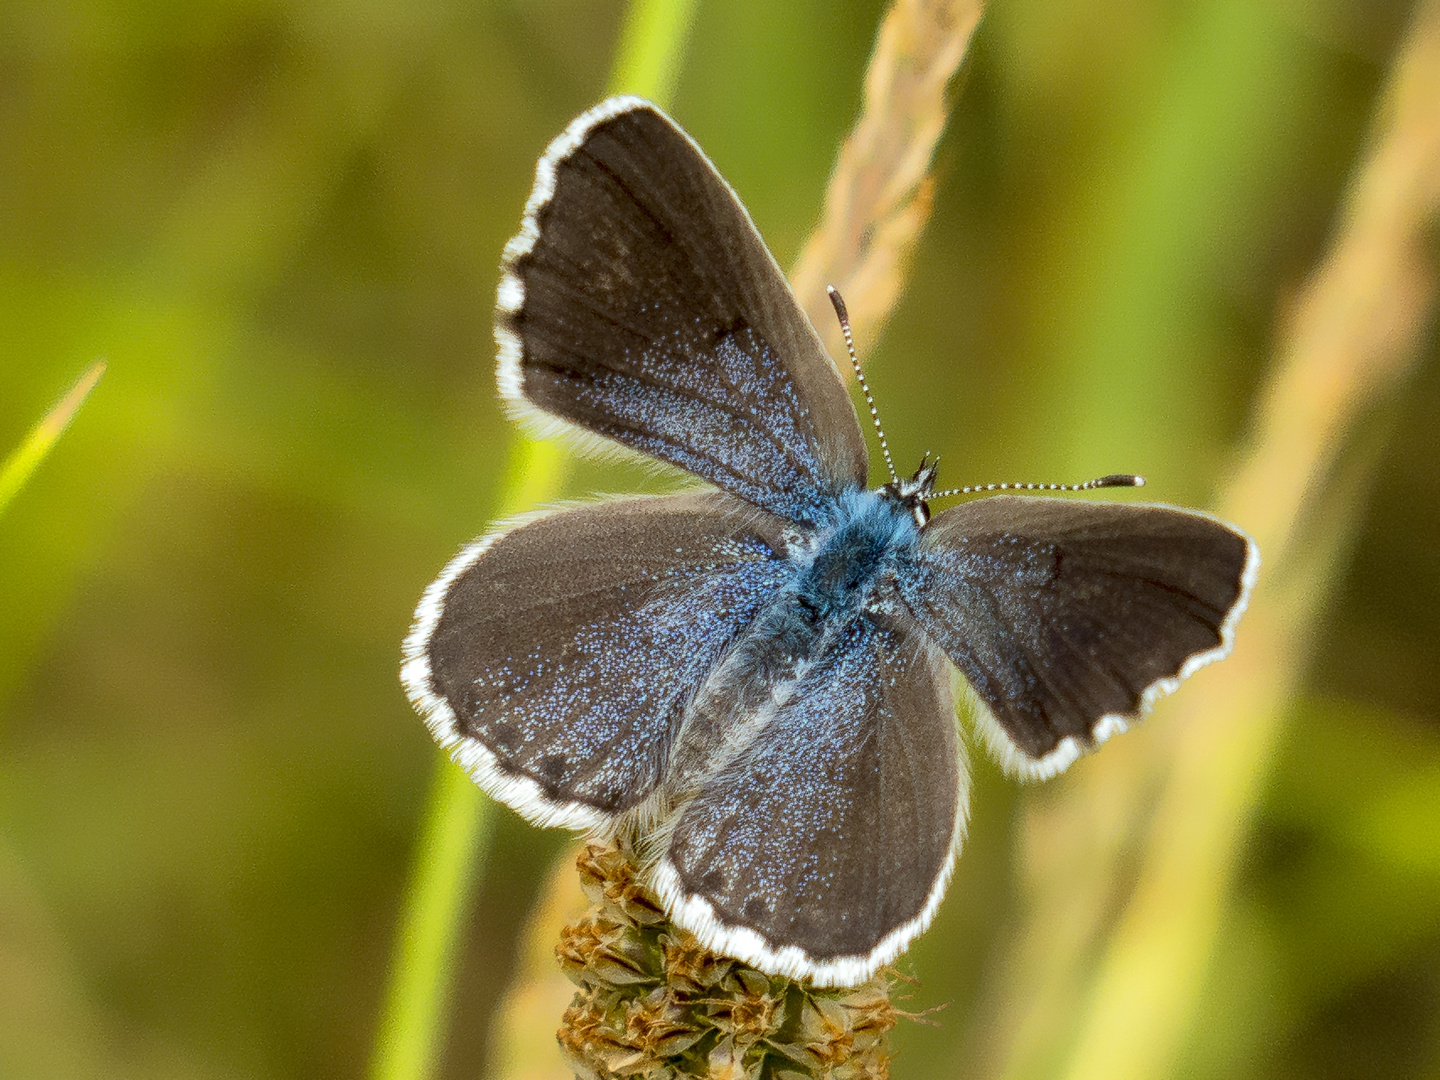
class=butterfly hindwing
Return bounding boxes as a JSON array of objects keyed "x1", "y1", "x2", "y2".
[
  {"x1": 497, "y1": 97, "x2": 868, "y2": 525},
  {"x1": 653, "y1": 613, "x2": 965, "y2": 985},
  {"x1": 898, "y1": 496, "x2": 1258, "y2": 779},
  {"x1": 402, "y1": 492, "x2": 796, "y2": 828}
]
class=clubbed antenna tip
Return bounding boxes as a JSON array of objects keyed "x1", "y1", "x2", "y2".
[
  {"x1": 929, "y1": 473, "x2": 1147, "y2": 500},
  {"x1": 1091, "y1": 474, "x2": 1145, "y2": 488}
]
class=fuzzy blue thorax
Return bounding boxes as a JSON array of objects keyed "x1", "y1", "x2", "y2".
[{"x1": 786, "y1": 487, "x2": 922, "y2": 623}]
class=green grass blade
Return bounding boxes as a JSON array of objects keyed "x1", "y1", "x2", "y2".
[
  {"x1": 369, "y1": 438, "x2": 568, "y2": 1080},
  {"x1": 367, "y1": 2, "x2": 697, "y2": 1074},
  {"x1": 0, "y1": 361, "x2": 106, "y2": 518},
  {"x1": 367, "y1": 761, "x2": 493, "y2": 1080},
  {"x1": 608, "y1": 0, "x2": 700, "y2": 102}
]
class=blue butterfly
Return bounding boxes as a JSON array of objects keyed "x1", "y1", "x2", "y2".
[{"x1": 402, "y1": 97, "x2": 1258, "y2": 985}]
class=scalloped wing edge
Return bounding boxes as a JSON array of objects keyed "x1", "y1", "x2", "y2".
[
  {"x1": 966, "y1": 509, "x2": 1261, "y2": 781},
  {"x1": 647, "y1": 642, "x2": 973, "y2": 987},
  {"x1": 493, "y1": 94, "x2": 844, "y2": 478},
  {"x1": 649, "y1": 762, "x2": 969, "y2": 987},
  {"x1": 494, "y1": 96, "x2": 660, "y2": 468},
  {"x1": 400, "y1": 505, "x2": 615, "y2": 832}
]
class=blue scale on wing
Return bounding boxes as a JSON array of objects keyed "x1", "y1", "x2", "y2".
[
  {"x1": 475, "y1": 557, "x2": 786, "y2": 799},
  {"x1": 426, "y1": 493, "x2": 798, "y2": 815},
  {"x1": 897, "y1": 496, "x2": 1254, "y2": 762},
  {"x1": 506, "y1": 104, "x2": 868, "y2": 528},
  {"x1": 663, "y1": 613, "x2": 960, "y2": 960},
  {"x1": 573, "y1": 328, "x2": 829, "y2": 524}
]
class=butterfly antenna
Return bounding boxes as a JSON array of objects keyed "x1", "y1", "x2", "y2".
[
  {"x1": 929, "y1": 473, "x2": 1145, "y2": 499},
  {"x1": 828, "y1": 286, "x2": 898, "y2": 484}
]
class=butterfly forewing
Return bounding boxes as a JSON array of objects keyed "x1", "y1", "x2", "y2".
[
  {"x1": 899, "y1": 496, "x2": 1258, "y2": 779},
  {"x1": 653, "y1": 614, "x2": 965, "y2": 985},
  {"x1": 497, "y1": 97, "x2": 868, "y2": 525},
  {"x1": 402, "y1": 493, "x2": 796, "y2": 827}
]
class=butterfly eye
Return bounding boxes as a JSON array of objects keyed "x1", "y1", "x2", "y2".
[{"x1": 912, "y1": 501, "x2": 931, "y2": 528}]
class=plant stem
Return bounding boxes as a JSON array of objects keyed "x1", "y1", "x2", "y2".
[
  {"x1": 367, "y1": 2, "x2": 698, "y2": 1074},
  {"x1": 608, "y1": 0, "x2": 700, "y2": 102}
]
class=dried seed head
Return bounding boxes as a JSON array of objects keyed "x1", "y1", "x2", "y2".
[
  {"x1": 578, "y1": 838, "x2": 668, "y2": 925},
  {"x1": 556, "y1": 840, "x2": 898, "y2": 1080},
  {"x1": 558, "y1": 909, "x2": 661, "y2": 988},
  {"x1": 662, "y1": 932, "x2": 734, "y2": 994}
]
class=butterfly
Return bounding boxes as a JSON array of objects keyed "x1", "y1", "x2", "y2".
[{"x1": 401, "y1": 96, "x2": 1258, "y2": 986}]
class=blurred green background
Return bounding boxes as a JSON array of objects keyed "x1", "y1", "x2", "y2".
[{"x1": 2, "y1": 1, "x2": 1438, "y2": 1078}]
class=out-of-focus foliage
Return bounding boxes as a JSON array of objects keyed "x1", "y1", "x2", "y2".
[
  {"x1": 0, "y1": 2, "x2": 1436, "y2": 1079},
  {"x1": 0, "y1": 362, "x2": 105, "y2": 516}
]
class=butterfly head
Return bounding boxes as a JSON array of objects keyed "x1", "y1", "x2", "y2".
[{"x1": 881, "y1": 455, "x2": 939, "y2": 528}]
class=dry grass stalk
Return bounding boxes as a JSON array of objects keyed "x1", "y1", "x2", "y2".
[
  {"x1": 790, "y1": 0, "x2": 985, "y2": 357},
  {"x1": 979, "y1": 6, "x2": 1440, "y2": 1080}
]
